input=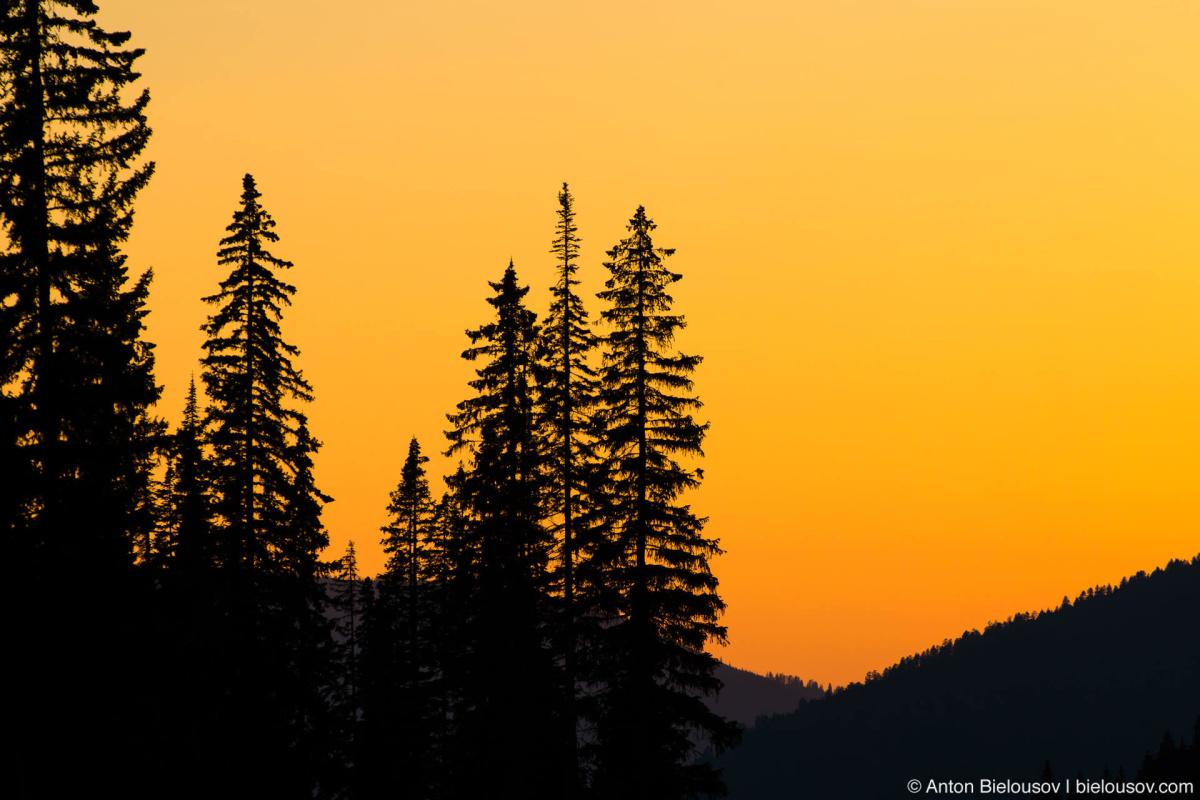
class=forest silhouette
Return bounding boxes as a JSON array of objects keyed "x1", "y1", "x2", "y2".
[
  {"x1": 4, "y1": 3, "x2": 1198, "y2": 800},
  {"x1": 2, "y1": 3, "x2": 732, "y2": 797}
]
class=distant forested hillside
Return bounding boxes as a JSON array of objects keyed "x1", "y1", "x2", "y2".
[
  {"x1": 707, "y1": 664, "x2": 825, "y2": 727},
  {"x1": 716, "y1": 555, "x2": 1200, "y2": 799}
]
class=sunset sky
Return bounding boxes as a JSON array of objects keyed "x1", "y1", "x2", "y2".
[{"x1": 104, "y1": 0, "x2": 1200, "y2": 686}]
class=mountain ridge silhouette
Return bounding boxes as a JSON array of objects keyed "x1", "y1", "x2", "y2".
[{"x1": 715, "y1": 554, "x2": 1200, "y2": 799}]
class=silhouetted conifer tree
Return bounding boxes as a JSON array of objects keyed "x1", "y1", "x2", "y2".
[
  {"x1": 155, "y1": 376, "x2": 212, "y2": 568},
  {"x1": 1, "y1": 0, "x2": 161, "y2": 568},
  {"x1": 382, "y1": 437, "x2": 436, "y2": 633},
  {"x1": 201, "y1": 174, "x2": 326, "y2": 573},
  {"x1": 444, "y1": 261, "x2": 562, "y2": 798},
  {"x1": 198, "y1": 173, "x2": 335, "y2": 796},
  {"x1": 1, "y1": 4, "x2": 163, "y2": 795},
  {"x1": 588, "y1": 207, "x2": 738, "y2": 800},
  {"x1": 1138, "y1": 719, "x2": 1200, "y2": 784},
  {"x1": 539, "y1": 183, "x2": 600, "y2": 794},
  {"x1": 362, "y1": 436, "x2": 441, "y2": 798},
  {"x1": 335, "y1": 540, "x2": 361, "y2": 711}
]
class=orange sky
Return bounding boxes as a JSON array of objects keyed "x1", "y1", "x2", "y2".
[{"x1": 103, "y1": 0, "x2": 1200, "y2": 687}]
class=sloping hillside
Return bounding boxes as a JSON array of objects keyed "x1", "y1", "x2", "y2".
[
  {"x1": 708, "y1": 664, "x2": 825, "y2": 727},
  {"x1": 715, "y1": 555, "x2": 1200, "y2": 799}
]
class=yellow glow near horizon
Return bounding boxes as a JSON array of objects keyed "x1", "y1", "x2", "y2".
[{"x1": 100, "y1": 0, "x2": 1200, "y2": 686}]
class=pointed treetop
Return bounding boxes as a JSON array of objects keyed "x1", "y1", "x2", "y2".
[
  {"x1": 631, "y1": 204, "x2": 652, "y2": 229},
  {"x1": 551, "y1": 183, "x2": 581, "y2": 267},
  {"x1": 236, "y1": 173, "x2": 263, "y2": 209},
  {"x1": 241, "y1": 173, "x2": 262, "y2": 200},
  {"x1": 401, "y1": 436, "x2": 430, "y2": 483},
  {"x1": 342, "y1": 540, "x2": 359, "y2": 581},
  {"x1": 182, "y1": 374, "x2": 200, "y2": 429},
  {"x1": 557, "y1": 182, "x2": 575, "y2": 214},
  {"x1": 480, "y1": 258, "x2": 532, "y2": 317}
]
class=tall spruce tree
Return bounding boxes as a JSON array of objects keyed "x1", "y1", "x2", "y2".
[
  {"x1": 590, "y1": 206, "x2": 738, "y2": 800},
  {"x1": 539, "y1": 182, "x2": 599, "y2": 794},
  {"x1": 382, "y1": 437, "x2": 436, "y2": 622},
  {"x1": 0, "y1": 4, "x2": 162, "y2": 795},
  {"x1": 198, "y1": 173, "x2": 335, "y2": 796},
  {"x1": 201, "y1": 173, "x2": 326, "y2": 574},
  {"x1": 362, "y1": 436, "x2": 441, "y2": 799},
  {"x1": 155, "y1": 375, "x2": 211, "y2": 568},
  {"x1": 444, "y1": 260, "x2": 564, "y2": 798},
  {"x1": 0, "y1": 0, "x2": 160, "y2": 575}
]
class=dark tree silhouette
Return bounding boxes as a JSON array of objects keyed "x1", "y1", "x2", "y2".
[
  {"x1": 361, "y1": 436, "x2": 441, "y2": 799},
  {"x1": 538, "y1": 182, "x2": 600, "y2": 794},
  {"x1": 0, "y1": 0, "x2": 161, "y2": 572},
  {"x1": 382, "y1": 437, "x2": 436, "y2": 631},
  {"x1": 155, "y1": 376, "x2": 212, "y2": 568},
  {"x1": 444, "y1": 260, "x2": 564, "y2": 798},
  {"x1": 1137, "y1": 717, "x2": 1200, "y2": 784},
  {"x1": 201, "y1": 173, "x2": 326, "y2": 574},
  {"x1": 1, "y1": 4, "x2": 162, "y2": 795},
  {"x1": 334, "y1": 540, "x2": 362, "y2": 714},
  {"x1": 197, "y1": 173, "x2": 336, "y2": 796},
  {"x1": 589, "y1": 206, "x2": 738, "y2": 800}
]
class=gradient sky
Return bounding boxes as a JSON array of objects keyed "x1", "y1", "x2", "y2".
[{"x1": 102, "y1": 0, "x2": 1200, "y2": 686}]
